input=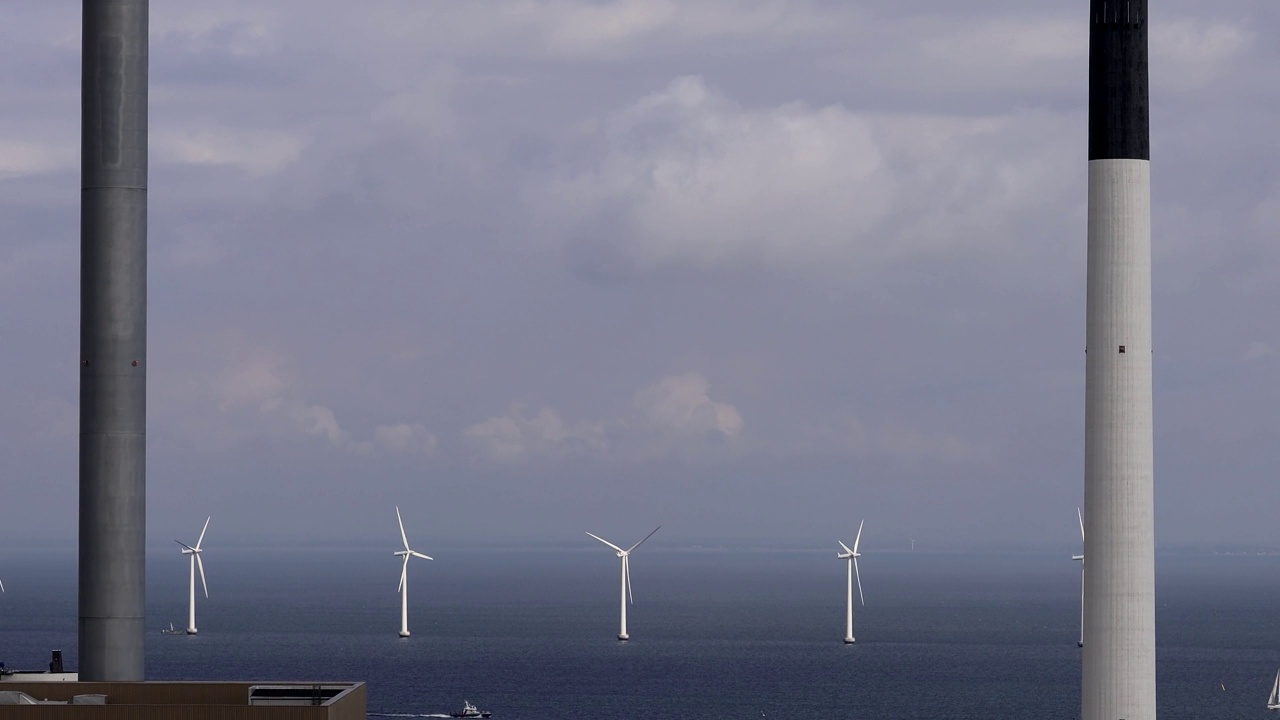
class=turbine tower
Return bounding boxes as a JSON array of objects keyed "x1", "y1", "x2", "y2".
[
  {"x1": 1083, "y1": 2, "x2": 1156, "y2": 719},
  {"x1": 1072, "y1": 508, "x2": 1084, "y2": 648},
  {"x1": 837, "y1": 520, "x2": 865, "y2": 644},
  {"x1": 175, "y1": 517, "x2": 210, "y2": 635},
  {"x1": 394, "y1": 507, "x2": 433, "y2": 638},
  {"x1": 79, "y1": 0, "x2": 149, "y2": 681},
  {"x1": 586, "y1": 526, "x2": 660, "y2": 641}
]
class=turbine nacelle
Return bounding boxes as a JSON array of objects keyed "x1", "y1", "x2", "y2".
[{"x1": 394, "y1": 550, "x2": 433, "y2": 560}]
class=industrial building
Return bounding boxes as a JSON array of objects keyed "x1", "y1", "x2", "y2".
[{"x1": 0, "y1": 681, "x2": 366, "y2": 719}]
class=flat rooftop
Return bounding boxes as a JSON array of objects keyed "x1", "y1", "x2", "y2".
[{"x1": 0, "y1": 681, "x2": 366, "y2": 719}]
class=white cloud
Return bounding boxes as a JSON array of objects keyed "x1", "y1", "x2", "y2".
[
  {"x1": 371, "y1": 423, "x2": 438, "y2": 454},
  {"x1": 216, "y1": 354, "x2": 291, "y2": 411},
  {"x1": 210, "y1": 352, "x2": 435, "y2": 456},
  {"x1": 291, "y1": 404, "x2": 347, "y2": 446},
  {"x1": 0, "y1": 140, "x2": 76, "y2": 180},
  {"x1": 632, "y1": 372, "x2": 743, "y2": 438},
  {"x1": 154, "y1": 129, "x2": 308, "y2": 176},
  {"x1": 539, "y1": 76, "x2": 1077, "y2": 273},
  {"x1": 465, "y1": 405, "x2": 606, "y2": 462},
  {"x1": 466, "y1": 372, "x2": 742, "y2": 462}
]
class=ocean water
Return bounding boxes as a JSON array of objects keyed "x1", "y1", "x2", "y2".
[{"x1": 3, "y1": 548, "x2": 1280, "y2": 719}]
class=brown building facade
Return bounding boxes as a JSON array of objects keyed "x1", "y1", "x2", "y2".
[{"x1": 0, "y1": 681, "x2": 366, "y2": 720}]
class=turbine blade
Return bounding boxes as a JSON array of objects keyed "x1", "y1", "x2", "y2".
[
  {"x1": 398, "y1": 555, "x2": 409, "y2": 592},
  {"x1": 196, "y1": 554, "x2": 209, "y2": 598},
  {"x1": 852, "y1": 519, "x2": 864, "y2": 555},
  {"x1": 838, "y1": 540, "x2": 853, "y2": 555},
  {"x1": 1077, "y1": 507, "x2": 1085, "y2": 542},
  {"x1": 627, "y1": 526, "x2": 661, "y2": 553},
  {"x1": 853, "y1": 557, "x2": 865, "y2": 606},
  {"x1": 625, "y1": 555, "x2": 633, "y2": 604},
  {"x1": 396, "y1": 507, "x2": 411, "y2": 551},
  {"x1": 411, "y1": 551, "x2": 433, "y2": 561},
  {"x1": 0, "y1": 578, "x2": 5, "y2": 593},
  {"x1": 585, "y1": 532, "x2": 625, "y2": 554},
  {"x1": 195, "y1": 516, "x2": 210, "y2": 550}
]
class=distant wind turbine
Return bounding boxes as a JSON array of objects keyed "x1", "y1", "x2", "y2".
[
  {"x1": 175, "y1": 517, "x2": 210, "y2": 635},
  {"x1": 838, "y1": 520, "x2": 865, "y2": 644},
  {"x1": 394, "y1": 506, "x2": 433, "y2": 638},
  {"x1": 1073, "y1": 507, "x2": 1085, "y2": 648},
  {"x1": 586, "y1": 526, "x2": 660, "y2": 641}
]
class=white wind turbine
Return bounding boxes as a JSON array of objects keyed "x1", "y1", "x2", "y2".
[
  {"x1": 586, "y1": 526, "x2": 660, "y2": 641},
  {"x1": 1073, "y1": 507, "x2": 1085, "y2": 648},
  {"x1": 394, "y1": 506, "x2": 433, "y2": 638},
  {"x1": 837, "y1": 520, "x2": 865, "y2": 644},
  {"x1": 175, "y1": 517, "x2": 210, "y2": 635}
]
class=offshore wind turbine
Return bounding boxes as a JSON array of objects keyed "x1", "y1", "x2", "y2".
[
  {"x1": 586, "y1": 526, "x2": 660, "y2": 641},
  {"x1": 394, "y1": 506, "x2": 433, "y2": 638},
  {"x1": 1073, "y1": 508, "x2": 1085, "y2": 648},
  {"x1": 838, "y1": 520, "x2": 865, "y2": 644},
  {"x1": 175, "y1": 517, "x2": 210, "y2": 635}
]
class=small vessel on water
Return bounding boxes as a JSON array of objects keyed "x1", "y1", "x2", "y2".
[
  {"x1": 1268, "y1": 669, "x2": 1280, "y2": 711},
  {"x1": 160, "y1": 623, "x2": 182, "y2": 635},
  {"x1": 449, "y1": 700, "x2": 491, "y2": 718}
]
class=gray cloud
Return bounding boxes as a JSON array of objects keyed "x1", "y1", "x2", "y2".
[
  {"x1": 2, "y1": 1, "x2": 1279, "y2": 550},
  {"x1": 535, "y1": 75, "x2": 1079, "y2": 276}
]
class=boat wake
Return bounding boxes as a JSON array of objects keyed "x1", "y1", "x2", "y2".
[{"x1": 369, "y1": 714, "x2": 451, "y2": 718}]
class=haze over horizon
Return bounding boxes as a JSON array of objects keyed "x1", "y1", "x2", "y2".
[{"x1": 2, "y1": 2, "x2": 1278, "y2": 552}]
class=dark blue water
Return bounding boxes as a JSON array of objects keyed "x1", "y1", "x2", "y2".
[{"x1": 3, "y1": 549, "x2": 1279, "y2": 719}]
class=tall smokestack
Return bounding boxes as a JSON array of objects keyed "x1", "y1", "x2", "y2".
[
  {"x1": 79, "y1": 0, "x2": 148, "y2": 681},
  {"x1": 1082, "y1": 1, "x2": 1155, "y2": 719}
]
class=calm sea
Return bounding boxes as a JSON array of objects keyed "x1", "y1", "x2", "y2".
[{"x1": 2, "y1": 548, "x2": 1279, "y2": 719}]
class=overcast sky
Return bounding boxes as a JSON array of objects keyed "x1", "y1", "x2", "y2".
[{"x1": 1, "y1": 1, "x2": 1277, "y2": 553}]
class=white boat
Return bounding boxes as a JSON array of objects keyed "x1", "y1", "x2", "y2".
[
  {"x1": 449, "y1": 700, "x2": 491, "y2": 718},
  {"x1": 160, "y1": 622, "x2": 182, "y2": 635},
  {"x1": 1268, "y1": 669, "x2": 1280, "y2": 711}
]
